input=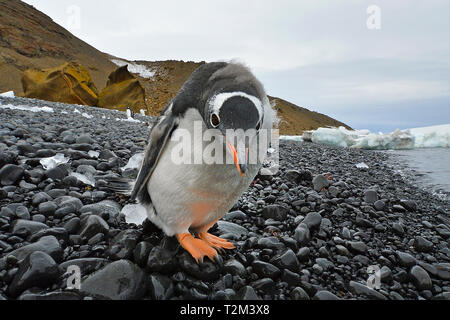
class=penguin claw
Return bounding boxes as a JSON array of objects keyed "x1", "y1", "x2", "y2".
[
  {"x1": 176, "y1": 233, "x2": 218, "y2": 263},
  {"x1": 197, "y1": 232, "x2": 236, "y2": 251}
]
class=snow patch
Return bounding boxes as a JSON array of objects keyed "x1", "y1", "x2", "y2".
[
  {"x1": 0, "y1": 91, "x2": 15, "y2": 98},
  {"x1": 115, "y1": 117, "x2": 141, "y2": 123},
  {"x1": 0, "y1": 104, "x2": 54, "y2": 113},
  {"x1": 111, "y1": 59, "x2": 156, "y2": 79},
  {"x1": 305, "y1": 125, "x2": 450, "y2": 150}
]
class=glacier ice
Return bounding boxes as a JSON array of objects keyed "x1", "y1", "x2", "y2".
[{"x1": 300, "y1": 125, "x2": 450, "y2": 150}]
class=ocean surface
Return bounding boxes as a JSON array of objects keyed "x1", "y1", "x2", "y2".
[{"x1": 388, "y1": 148, "x2": 450, "y2": 199}]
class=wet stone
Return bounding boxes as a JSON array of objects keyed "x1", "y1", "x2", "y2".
[
  {"x1": 8, "y1": 251, "x2": 60, "y2": 298},
  {"x1": 81, "y1": 260, "x2": 147, "y2": 300}
]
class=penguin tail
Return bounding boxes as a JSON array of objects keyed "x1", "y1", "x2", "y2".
[{"x1": 100, "y1": 176, "x2": 135, "y2": 196}]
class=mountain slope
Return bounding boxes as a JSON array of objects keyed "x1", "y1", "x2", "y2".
[{"x1": 0, "y1": 0, "x2": 116, "y2": 95}]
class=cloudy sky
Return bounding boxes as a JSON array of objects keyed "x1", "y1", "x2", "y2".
[{"x1": 24, "y1": 0, "x2": 450, "y2": 132}]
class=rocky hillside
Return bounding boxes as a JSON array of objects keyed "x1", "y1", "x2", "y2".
[
  {"x1": 0, "y1": 0, "x2": 116, "y2": 95},
  {"x1": 0, "y1": 0, "x2": 351, "y2": 135},
  {"x1": 132, "y1": 60, "x2": 352, "y2": 134}
]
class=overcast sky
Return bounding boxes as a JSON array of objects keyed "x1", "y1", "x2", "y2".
[{"x1": 24, "y1": 0, "x2": 450, "y2": 132}]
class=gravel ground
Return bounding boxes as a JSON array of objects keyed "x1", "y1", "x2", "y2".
[{"x1": 0, "y1": 96, "x2": 448, "y2": 301}]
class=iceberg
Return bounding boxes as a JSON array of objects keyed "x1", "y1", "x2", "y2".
[{"x1": 303, "y1": 125, "x2": 450, "y2": 150}]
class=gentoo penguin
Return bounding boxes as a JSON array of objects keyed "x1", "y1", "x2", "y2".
[
  {"x1": 122, "y1": 62, "x2": 275, "y2": 262},
  {"x1": 126, "y1": 106, "x2": 135, "y2": 119}
]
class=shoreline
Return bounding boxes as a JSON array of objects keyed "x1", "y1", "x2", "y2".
[{"x1": 0, "y1": 96, "x2": 449, "y2": 300}]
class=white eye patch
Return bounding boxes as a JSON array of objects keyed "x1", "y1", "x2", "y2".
[{"x1": 208, "y1": 92, "x2": 263, "y2": 120}]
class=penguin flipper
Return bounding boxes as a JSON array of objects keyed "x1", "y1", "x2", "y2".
[{"x1": 130, "y1": 114, "x2": 179, "y2": 203}]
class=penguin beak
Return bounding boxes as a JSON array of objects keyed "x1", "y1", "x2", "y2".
[{"x1": 226, "y1": 140, "x2": 248, "y2": 177}]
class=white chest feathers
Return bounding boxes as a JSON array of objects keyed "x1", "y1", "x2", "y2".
[{"x1": 145, "y1": 108, "x2": 266, "y2": 236}]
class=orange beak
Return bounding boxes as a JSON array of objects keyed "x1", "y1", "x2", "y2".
[{"x1": 226, "y1": 140, "x2": 248, "y2": 177}]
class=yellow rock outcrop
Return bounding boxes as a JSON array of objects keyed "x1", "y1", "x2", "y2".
[
  {"x1": 98, "y1": 65, "x2": 146, "y2": 113},
  {"x1": 21, "y1": 61, "x2": 99, "y2": 106}
]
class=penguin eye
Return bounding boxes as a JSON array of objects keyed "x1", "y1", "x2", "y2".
[
  {"x1": 256, "y1": 121, "x2": 261, "y2": 131},
  {"x1": 210, "y1": 113, "x2": 220, "y2": 128}
]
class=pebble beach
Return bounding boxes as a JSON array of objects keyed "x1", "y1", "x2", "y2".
[{"x1": 0, "y1": 96, "x2": 448, "y2": 300}]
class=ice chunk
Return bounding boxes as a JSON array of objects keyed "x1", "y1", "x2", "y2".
[
  {"x1": 355, "y1": 162, "x2": 369, "y2": 169},
  {"x1": 279, "y1": 135, "x2": 303, "y2": 142},
  {"x1": 121, "y1": 153, "x2": 144, "y2": 171},
  {"x1": 308, "y1": 125, "x2": 450, "y2": 150},
  {"x1": 69, "y1": 172, "x2": 95, "y2": 187},
  {"x1": 0, "y1": 91, "x2": 15, "y2": 98},
  {"x1": 0, "y1": 104, "x2": 54, "y2": 113},
  {"x1": 410, "y1": 124, "x2": 450, "y2": 148},
  {"x1": 74, "y1": 109, "x2": 81, "y2": 114},
  {"x1": 40, "y1": 153, "x2": 70, "y2": 170},
  {"x1": 121, "y1": 204, "x2": 148, "y2": 225},
  {"x1": 88, "y1": 150, "x2": 100, "y2": 158},
  {"x1": 116, "y1": 117, "x2": 141, "y2": 123},
  {"x1": 82, "y1": 112, "x2": 93, "y2": 119}
]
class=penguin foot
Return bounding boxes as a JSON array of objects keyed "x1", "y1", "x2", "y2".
[
  {"x1": 176, "y1": 233, "x2": 218, "y2": 263},
  {"x1": 198, "y1": 232, "x2": 236, "y2": 251}
]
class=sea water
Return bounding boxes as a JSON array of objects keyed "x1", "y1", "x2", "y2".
[{"x1": 389, "y1": 148, "x2": 450, "y2": 200}]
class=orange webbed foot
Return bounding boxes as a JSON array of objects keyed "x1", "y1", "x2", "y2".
[
  {"x1": 176, "y1": 233, "x2": 218, "y2": 263},
  {"x1": 197, "y1": 232, "x2": 236, "y2": 251}
]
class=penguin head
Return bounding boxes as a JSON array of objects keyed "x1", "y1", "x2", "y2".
[
  {"x1": 173, "y1": 62, "x2": 270, "y2": 176},
  {"x1": 205, "y1": 90, "x2": 264, "y2": 176}
]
